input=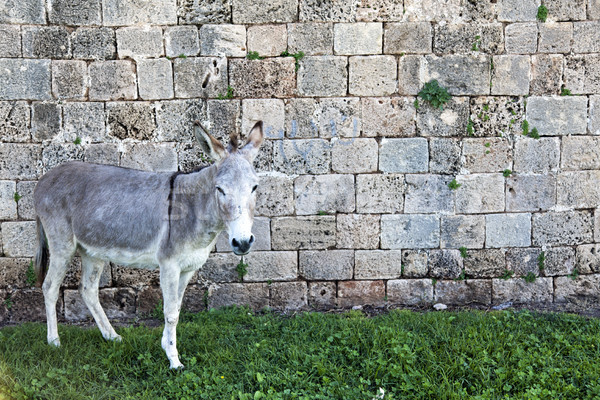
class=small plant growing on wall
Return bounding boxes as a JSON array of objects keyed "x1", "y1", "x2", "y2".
[
  {"x1": 537, "y1": 4, "x2": 548, "y2": 22},
  {"x1": 448, "y1": 179, "x2": 461, "y2": 190},
  {"x1": 417, "y1": 80, "x2": 451, "y2": 110}
]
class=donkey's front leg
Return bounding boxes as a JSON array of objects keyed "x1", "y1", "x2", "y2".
[{"x1": 159, "y1": 263, "x2": 188, "y2": 369}]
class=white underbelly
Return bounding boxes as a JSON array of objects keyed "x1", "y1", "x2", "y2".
[{"x1": 79, "y1": 242, "x2": 160, "y2": 269}]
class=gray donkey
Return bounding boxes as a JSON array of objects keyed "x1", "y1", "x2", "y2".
[{"x1": 33, "y1": 121, "x2": 264, "y2": 369}]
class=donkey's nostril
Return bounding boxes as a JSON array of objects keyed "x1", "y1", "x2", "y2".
[
  {"x1": 231, "y1": 238, "x2": 240, "y2": 248},
  {"x1": 249, "y1": 235, "x2": 255, "y2": 245}
]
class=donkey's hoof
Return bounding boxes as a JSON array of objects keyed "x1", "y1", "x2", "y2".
[
  {"x1": 105, "y1": 334, "x2": 122, "y2": 342},
  {"x1": 169, "y1": 360, "x2": 184, "y2": 370},
  {"x1": 48, "y1": 338, "x2": 61, "y2": 347}
]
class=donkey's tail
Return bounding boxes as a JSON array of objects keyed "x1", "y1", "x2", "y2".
[{"x1": 34, "y1": 217, "x2": 49, "y2": 288}]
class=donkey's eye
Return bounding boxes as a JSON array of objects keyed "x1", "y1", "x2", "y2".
[
  {"x1": 251, "y1": 185, "x2": 258, "y2": 193},
  {"x1": 216, "y1": 187, "x2": 225, "y2": 195}
]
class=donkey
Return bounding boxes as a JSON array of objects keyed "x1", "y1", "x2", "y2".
[{"x1": 33, "y1": 121, "x2": 264, "y2": 369}]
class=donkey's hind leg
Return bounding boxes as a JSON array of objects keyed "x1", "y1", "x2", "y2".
[
  {"x1": 80, "y1": 254, "x2": 121, "y2": 342},
  {"x1": 42, "y1": 248, "x2": 75, "y2": 347}
]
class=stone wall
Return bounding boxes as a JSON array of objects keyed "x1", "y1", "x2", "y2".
[{"x1": 1, "y1": 0, "x2": 600, "y2": 323}]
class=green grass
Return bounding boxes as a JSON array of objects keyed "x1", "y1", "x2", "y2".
[{"x1": 2, "y1": 308, "x2": 600, "y2": 399}]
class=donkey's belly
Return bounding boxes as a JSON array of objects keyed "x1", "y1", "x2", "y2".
[{"x1": 78, "y1": 240, "x2": 161, "y2": 269}]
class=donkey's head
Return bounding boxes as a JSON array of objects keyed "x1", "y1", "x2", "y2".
[{"x1": 195, "y1": 121, "x2": 264, "y2": 255}]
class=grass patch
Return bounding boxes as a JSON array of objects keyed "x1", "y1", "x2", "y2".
[{"x1": 418, "y1": 80, "x2": 451, "y2": 110}]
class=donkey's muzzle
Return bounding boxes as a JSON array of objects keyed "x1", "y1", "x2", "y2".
[{"x1": 231, "y1": 235, "x2": 255, "y2": 255}]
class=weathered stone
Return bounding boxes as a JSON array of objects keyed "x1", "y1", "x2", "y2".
[
  {"x1": 469, "y1": 96, "x2": 526, "y2": 137},
  {"x1": 71, "y1": 28, "x2": 116, "y2": 61},
  {"x1": 232, "y1": 0, "x2": 296, "y2": 23},
  {"x1": 230, "y1": 58, "x2": 296, "y2": 98},
  {"x1": 349, "y1": 56, "x2": 397, "y2": 96},
  {"x1": 116, "y1": 26, "x2": 163, "y2": 59},
  {"x1": 331, "y1": 138, "x2": 378, "y2": 173},
  {"x1": 0, "y1": 144, "x2": 41, "y2": 180},
  {"x1": 462, "y1": 137, "x2": 512, "y2": 173},
  {"x1": 31, "y1": 102, "x2": 61, "y2": 142},
  {"x1": 287, "y1": 23, "x2": 333, "y2": 55},
  {"x1": 562, "y1": 137, "x2": 600, "y2": 171},
  {"x1": 137, "y1": 286, "x2": 162, "y2": 315},
  {"x1": 492, "y1": 278, "x2": 553, "y2": 304},
  {"x1": 491, "y1": 55, "x2": 530, "y2": 95},
  {"x1": 381, "y1": 214, "x2": 440, "y2": 249},
  {"x1": 526, "y1": 96, "x2": 587, "y2": 136},
  {"x1": 576, "y1": 244, "x2": 600, "y2": 274},
  {"x1": 174, "y1": 57, "x2": 227, "y2": 99},
  {"x1": 242, "y1": 98, "x2": 285, "y2": 141},
  {"x1": 0, "y1": 258, "x2": 33, "y2": 288},
  {"x1": 506, "y1": 247, "x2": 542, "y2": 277},
  {"x1": 247, "y1": 25, "x2": 287, "y2": 57},
  {"x1": 334, "y1": 23, "x2": 382, "y2": 55},
  {"x1": 51, "y1": 61, "x2": 86, "y2": 100},
  {"x1": 207, "y1": 99, "x2": 241, "y2": 140},
  {"x1": 299, "y1": 0, "x2": 357, "y2": 22},
  {"x1": 532, "y1": 211, "x2": 594, "y2": 246},
  {"x1": 463, "y1": 249, "x2": 505, "y2": 278},
  {"x1": 435, "y1": 280, "x2": 491, "y2": 305},
  {"x1": 0, "y1": 102, "x2": 31, "y2": 143},
  {"x1": 62, "y1": 258, "x2": 111, "y2": 289},
  {"x1": 416, "y1": 97, "x2": 470, "y2": 137},
  {"x1": 120, "y1": 143, "x2": 177, "y2": 172},
  {"x1": 0, "y1": 0, "x2": 45, "y2": 24},
  {"x1": 498, "y1": 0, "x2": 538, "y2": 22},
  {"x1": 22, "y1": 26, "x2": 70, "y2": 59},
  {"x1": 89, "y1": 61, "x2": 137, "y2": 101},
  {"x1": 398, "y1": 55, "x2": 424, "y2": 95},
  {"x1": 573, "y1": 22, "x2": 600, "y2": 53},
  {"x1": 1, "y1": 221, "x2": 37, "y2": 257},
  {"x1": 270, "y1": 281, "x2": 308, "y2": 311},
  {"x1": 530, "y1": 54, "x2": 563, "y2": 95},
  {"x1": 538, "y1": 23, "x2": 572, "y2": 54},
  {"x1": 544, "y1": 247, "x2": 575, "y2": 276},
  {"x1": 216, "y1": 217, "x2": 271, "y2": 252},
  {"x1": 107, "y1": 102, "x2": 155, "y2": 141},
  {"x1": 155, "y1": 100, "x2": 206, "y2": 143},
  {"x1": 255, "y1": 172, "x2": 294, "y2": 217},
  {"x1": 64, "y1": 288, "x2": 137, "y2": 321},
  {"x1": 596, "y1": 208, "x2": 600, "y2": 243},
  {"x1": 0, "y1": 181, "x2": 17, "y2": 220},
  {"x1": 295, "y1": 174, "x2": 355, "y2": 215},
  {"x1": 338, "y1": 280, "x2": 385, "y2": 307},
  {"x1": 555, "y1": 275, "x2": 600, "y2": 305},
  {"x1": 588, "y1": 0, "x2": 600, "y2": 19},
  {"x1": 285, "y1": 98, "x2": 361, "y2": 139},
  {"x1": 387, "y1": 279, "x2": 433, "y2": 306},
  {"x1": 272, "y1": 139, "x2": 331, "y2": 174},
  {"x1": 454, "y1": 174, "x2": 505, "y2": 214},
  {"x1": 165, "y1": 26, "x2": 199, "y2": 58},
  {"x1": 199, "y1": 24, "x2": 246, "y2": 57},
  {"x1": 63, "y1": 102, "x2": 108, "y2": 143},
  {"x1": 137, "y1": 59, "x2": 174, "y2": 100},
  {"x1": 506, "y1": 174, "x2": 556, "y2": 212},
  {"x1": 384, "y1": 22, "x2": 432, "y2": 54},
  {"x1": 308, "y1": 281, "x2": 336, "y2": 309},
  {"x1": 244, "y1": 251, "x2": 298, "y2": 282},
  {"x1": 557, "y1": 171, "x2": 600, "y2": 210},
  {"x1": 297, "y1": 56, "x2": 348, "y2": 97},
  {"x1": 41, "y1": 143, "x2": 84, "y2": 172},
  {"x1": 356, "y1": 0, "x2": 404, "y2": 21},
  {"x1": 356, "y1": 174, "x2": 404, "y2": 214},
  {"x1": 504, "y1": 23, "x2": 537, "y2": 53},
  {"x1": 423, "y1": 55, "x2": 490, "y2": 95},
  {"x1": 112, "y1": 265, "x2": 159, "y2": 287},
  {"x1": 513, "y1": 137, "x2": 560, "y2": 173},
  {"x1": 403, "y1": 0, "x2": 462, "y2": 22},
  {"x1": 429, "y1": 138, "x2": 461, "y2": 174},
  {"x1": 429, "y1": 249, "x2": 462, "y2": 279},
  {"x1": 404, "y1": 174, "x2": 454, "y2": 214},
  {"x1": 0, "y1": 25, "x2": 21, "y2": 57},
  {"x1": 361, "y1": 97, "x2": 416, "y2": 137},
  {"x1": 564, "y1": 54, "x2": 600, "y2": 95},
  {"x1": 379, "y1": 138, "x2": 428, "y2": 173},
  {"x1": 48, "y1": 0, "x2": 101, "y2": 25},
  {"x1": 84, "y1": 144, "x2": 120, "y2": 166},
  {"x1": 433, "y1": 23, "x2": 504, "y2": 54},
  {"x1": 198, "y1": 253, "x2": 239, "y2": 283},
  {"x1": 15, "y1": 179, "x2": 36, "y2": 225},
  {"x1": 402, "y1": 250, "x2": 429, "y2": 277},
  {"x1": 9, "y1": 288, "x2": 47, "y2": 322},
  {"x1": 0, "y1": 59, "x2": 51, "y2": 101},
  {"x1": 546, "y1": 0, "x2": 586, "y2": 21},
  {"x1": 209, "y1": 282, "x2": 269, "y2": 310},
  {"x1": 336, "y1": 214, "x2": 379, "y2": 249},
  {"x1": 355, "y1": 250, "x2": 402, "y2": 280},
  {"x1": 177, "y1": 0, "x2": 232, "y2": 24},
  {"x1": 440, "y1": 215, "x2": 485, "y2": 249},
  {"x1": 299, "y1": 250, "x2": 353, "y2": 280},
  {"x1": 486, "y1": 213, "x2": 531, "y2": 248},
  {"x1": 271, "y1": 216, "x2": 336, "y2": 250},
  {"x1": 591, "y1": 96, "x2": 600, "y2": 136},
  {"x1": 103, "y1": 0, "x2": 177, "y2": 26}
]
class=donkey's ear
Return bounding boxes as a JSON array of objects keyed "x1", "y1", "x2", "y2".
[
  {"x1": 240, "y1": 121, "x2": 264, "y2": 162},
  {"x1": 194, "y1": 121, "x2": 227, "y2": 161}
]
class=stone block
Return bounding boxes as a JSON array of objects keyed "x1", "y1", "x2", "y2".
[
  {"x1": 165, "y1": 26, "x2": 199, "y2": 57},
  {"x1": 9, "y1": 288, "x2": 47, "y2": 322},
  {"x1": 48, "y1": 0, "x2": 101, "y2": 25},
  {"x1": 564, "y1": 54, "x2": 600, "y2": 95},
  {"x1": 112, "y1": 265, "x2": 159, "y2": 287},
  {"x1": 435, "y1": 280, "x2": 492, "y2": 305},
  {"x1": 381, "y1": 214, "x2": 440, "y2": 249},
  {"x1": 454, "y1": 174, "x2": 505, "y2": 214},
  {"x1": 530, "y1": 54, "x2": 563, "y2": 95},
  {"x1": 247, "y1": 25, "x2": 287, "y2": 57},
  {"x1": 229, "y1": 58, "x2": 296, "y2": 98},
  {"x1": 361, "y1": 97, "x2": 416, "y2": 138},
  {"x1": 440, "y1": 215, "x2": 485, "y2": 249},
  {"x1": 506, "y1": 174, "x2": 556, "y2": 212},
  {"x1": 299, "y1": 0, "x2": 357, "y2": 22},
  {"x1": 338, "y1": 280, "x2": 385, "y2": 307},
  {"x1": 596, "y1": 208, "x2": 600, "y2": 243},
  {"x1": 463, "y1": 249, "x2": 506, "y2": 278},
  {"x1": 285, "y1": 97, "x2": 361, "y2": 139},
  {"x1": 107, "y1": 102, "x2": 155, "y2": 140},
  {"x1": 379, "y1": 138, "x2": 428, "y2": 173},
  {"x1": 84, "y1": 144, "x2": 120, "y2": 166},
  {"x1": 232, "y1": 0, "x2": 296, "y2": 23},
  {"x1": 492, "y1": 278, "x2": 553, "y2": 304},
  {"x1": 244, "y1": 251, "x2": 298, "y2": 282},
  {"x1": 16, "y1": 181, "x2": 36, "y2": 220},
  {"x1": 462, "y1": 137, "x2": 512, "y2": 173},
  {"x1": 403, "y1": 0, "x2": 462, "y2": 22},
  {"x1": 308, "y1": 281, "x2": 336, "y2": 309},
  {"x1": 387, "y1": 279, "x2": 434, "y2": 306},
  {"x1": 589, "y1": 0, "x2": 600, "y2": 19},
  {"x1": 349, "y1": 56, "x2": 397, "y2": 96},
  {"x1": 297, "y1": 56, "x2": 348, "y2": 97},
  {"x1": 255, "y1": 172, "x2": 294, "y2": 217},
  {"x1": 423, "y1": 55, "x2": 490, "y2": 96},
  {"x1": 398, "y1": 55, "x2": 425, "y2": 95},
  {"x1": 334, "y1": 23, "x2": 382, "y2": 55},
  {"x1": 557, "y1": 171, "x2": 600, "y2": 209},
  {"x1": 0, "y1": 144, "x2": 41, "y2": 180},
  {"x1": 546, "y1": 0, "x2": 586, "y2": 21},
  {"x1": 272, "y1": 139, "x2": 330, "y2": 175},
  {"x1": 51, "y1": 61, "x2": 87, "y2": 100},
  {"x1": 469, "y1": 96, "x2": 526, "y2": 137},
  {"x1": 513, "y1": 137, "x2": 560, "y2": 173},
  {"x1": 491, "y1": 55, "x2": 530, "y2": 95},
  {"x1": 532, "y1": 211, "x2": 594, "y2": 246},
  {"x1": 506, "y1": 247, "x2": 541, "y2": 277},
  {"x1": 299, "y1": 250, "x2": 353, "y2": 280},
  {"x1": 89, "y1": 61, "x2": 137, "y2": 101},
  {"x1": 336, "y1": 214, "x2": 380, "y2": 249},
  {"x1": 121, "y1": 143, "x2": 177, "y2": 172},
  {"x1": 116, "y1": 26, "x2": 163, "y2": 59},
  {"x1": 0, "y1": 181, "x2": 17, "y2": 220},
  {"x1": 0, "y1": 258, "x2": 33, "y2": 288},
  {"x1": 356, "y1": 0, "x2": 404, "y2": 22},
  {"x1": 544, "y1": 247, "x2": 575, "y2": 276},
  {"x1": 22, "y1": 26, "x2": 70, "y2": 59},
  {"x1": 0, "y1": 0, "x2": 44, "y2": 24},
  {"x1": 103, "y1": 0, "x2": 177, "y2": 26},
  {"x1": 216, "y1": 217, "x2": 271, "y2": 252},
  {"x1": 331, "y1": 138, "x2": 378, "y2": 173},
  {"x1": 526, "y1": 96, "x2": 588, "y2": 135},
  {"x1": 71, "y1": 28, "x2": 116, "y2": 61},
  {"x1": 64, "y1": 288, "x2": 137, "y2": 321},
  {"x1": 41, "y1": 143, "x2": 84, "y2": 173},
  {"x1": 576, "y1": 244, "x2": 600, "y2": 274},
  {"x1": 198, "y1": 253, "x2": 239, "y2": 283},
  {"x1": 0, "y1": 59, "x2": 51, "y2": 101},
  {"x1": 429, "y1": 138, "x2": 461, "y2": 175},
  {"x1": 498, "y1": 0, "x2": 538, "y2": 22},
  {"x1": 404, "y1": 174, "x2": 454, "y2": 214},
  {"x1": 155, "y1": 99, "x2": 206, "y2": 143},
  {"x1": 384, "y1": 22, "x2": 432, "y2": 54},
  {"x1": 208, "y1": 282, "x2": 269, "y2": 310},
  {"x1": 241, "y1": 98, "x2": 285, "y2": 141},
  {"x1": 562, "y1": 136, "x2": 600, "y2": 170},
  {"x1": 486, "y1": 213, "x2": 531, "y2": 248},
  {"x1": 573, "y1": 22, "x2": 600, "y2": 53},
  {"x1": 538, "y1": 23, "x2": 572, "y2": 53},
  {"x1": 199, "y1": 25, "x2": 246, "y2": 57},
  {"x1": 63, "y1": 103, "x2": 108, "y2": 144},
  {"x1": 287, "y1": 23, "x2": 333, "y2": 55},
  {"x1": 1, "y1": 221, "x2": 37, "y2": 257},
  {"x1": 136, "y1": 286, "x2": 162, "y2": 315},
  {"x1": 356, "y1": 174, "x2": 404, "y2": 214},
  {"x1": 294, "y1": 174, "x2": 355, "y2": 215},
  {"x1": 555, "y1": 275, "x2": 600, "y2": 305},
  {"x1": 355, "y1": 250, "x2": 402, "y2": 280},
  {"x1": 591, "y1": 96, "x2": 600, "y2": 136},
  {"x1": 433, "y1": 23, "x2": 504, "y2": 54},
  {"x1": 0, "y1": 102, "x2": 31, "y2": 143},
  {"x1": 0, "y1": 25, "x2": 21, "y2": 57},
  {"x1": 504, "y1": 23, "x2": 537, "y2": 53},
  {"x1": 206, "y1": 99, "x2": 240, "y2": 140},
  {"x1": 430, "y1": 249, "x2": 464, "y2": 279},
  {"x1": 271, "y1": 216, "x2": 336, "y2": 250},
  {"x1": 402, "y1": 250, "x2": 429, "y2": 278},
  {"x1": 270, "y1": 281, "x2": 308, "y2": 311},
  {"x1": 177, "y1": 0, "x2": 231, "y2": 24},
  {"x1": 137, "y1": 59, "x2": 174, "y2": 100},
  {"x1": 416, "y1": 97, "x2": 470, "y2": 137},
  {"x1": 31, "y1": 102, "x2": 61, "y2": 142},
  {"x1": 174, "y1": 57, "x2": 228, "y2": 99}
]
